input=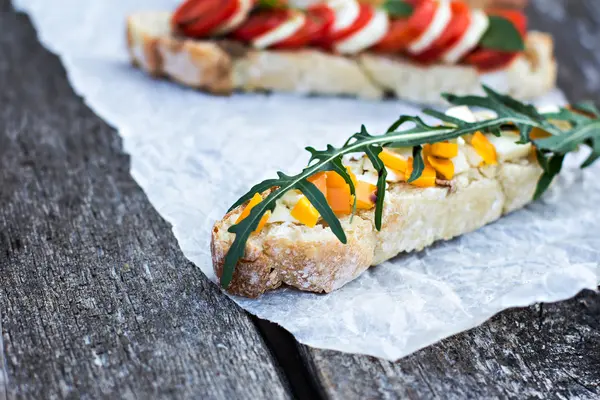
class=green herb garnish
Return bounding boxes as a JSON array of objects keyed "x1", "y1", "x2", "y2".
[
  {"x1": 220, "y1": 86, "x2": 600, "y2": 288},
  {"x1": 479, "y1": 16, "x2": 525, "y2": 52},
  {"x1": 382, "y1": 0, "x2": 414, "y2": 18}
]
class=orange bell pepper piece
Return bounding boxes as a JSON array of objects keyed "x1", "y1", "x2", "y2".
[
  {"x1": 291, "y1": 196, "x2": 320, "y2": 228},
  {"x1": 355, "y1": 181, "x2": 377, "y2": 209},
  {"x1": 529, "y1": 127, "x2": 551, "y2": 140},
  {"x1": 378, "y1": 149, "x2": 408, "y2": 172},
  {"x1": 327, "y1": 185, "x2": 352, "y2": 215},
  {"x1": 405, "y1": 158, "x2": 437, "y2": 188},
  {"x1": 235, "y1": 193, "x2": 270, "y2": 233},
  {"x1": 471, "y1": 132, "x2": 497, "y2": 165},
  {"x1": 236, "y1": 193, "x2": 262, "y2": 223},
  {"x1": 427, "y1": 156, "x2": 455, "y2": 180},
  {"x1": 430, "y1": 142, "x2": 458, "y2": 159},
  {"x1": 308, "y1": 172, "x2": 328, "y2": 197}
]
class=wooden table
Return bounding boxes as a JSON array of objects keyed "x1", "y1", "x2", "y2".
[{"x1": 1, "y1": 0, "x2": 600, "y2": 398}]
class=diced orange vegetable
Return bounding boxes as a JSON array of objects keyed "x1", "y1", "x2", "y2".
[
  {"x1": 327, "y1": 185, "x2": 352, "y2": 215},
  {"x1": 471, "y1": 131, "x2": 497, "y2": 165},
  {"x1": 254, "y1": 211, "x2": 271, "y2": 234},
  {"x1": 235, "y1": 193, "x2": 270, "y2": 233},
  {"x1": 308, "y1": 172, "x2": 328, "y2": 197},
  {"x1": 404, "y1": 158, "x2": 437, "y2": 188},
  {"x1": 529, "y1": 127, "x2": 551, "y2": 140},
  {"x1": 422, "y1": 144, "x2": 432, "y2": 158},
  {"x1": 326, "y1": 168, "x2": 356, "y2": 189},
  {"x1": 291, "y1": 196, "x2": 320, "y2": 228},
  {"x1": 378, "y1": 149, "x2": 408, "y2": 172},
  {"x1": 427, "y1": 156, "x2": 455, "y2": 180},
  {"x1": 326, "y1": 171, "x2": 347, "y2": 188},
  {"x1": 430, "y1": 142, "x2": 458, "y2": 159},
  {"x1": 356, "y1": 181, "x2": 377, "y2": 209},
  {"x1": 235, "y1": 193, "x2": 263, "y2": 224}
]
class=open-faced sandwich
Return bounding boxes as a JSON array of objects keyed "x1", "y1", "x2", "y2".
[
  {"x1": 211, "y1": 86, "x2": 600, "y2": 298},
  {"x1": 127, "y1": 0, "x2": 556, "y2": 104}
]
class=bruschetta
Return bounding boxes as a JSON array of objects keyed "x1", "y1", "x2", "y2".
[
  {"x1": 211, "y1": 87, "x2": 600, "y2": 297},
  {"x1": 126, "y1": 0, "x2": 556, "y2": 104}
]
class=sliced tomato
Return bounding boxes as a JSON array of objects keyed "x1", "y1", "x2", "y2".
[
  {"x1": 273, "y1": 5, "x2": 335, "y2": 49},
  {"x1": 172, "y1": 0, "x2": 239, "y2": 38},
  {"x1": 306, "y1": 5, "x2": 335, "y2": 46},
  {"x1": 230, "y1": 9, "x2": 290, "y2": 43},
  {"x1": 319, "y1": 3, "x2": 375, "y2": 48},
  {"x1": 464, "y1": 50, "x2": 519, "y2": 71},
  {"x1": 412, "y1": 1, "x2": 470, "y2": 64},
  {"x1": 463, "y1": 9, "x2": 527, "y2": 71},
  {"x1": 373, "y1": 0, "x2": 437, "y2": 53}
]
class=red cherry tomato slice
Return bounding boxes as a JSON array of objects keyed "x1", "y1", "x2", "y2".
[
  {"x1": 412, "y1": 1, "x2": 471, "y2": 64},
  {"x1": 464, "y1": 50, "x2": 519, "y2": 71},
  {"x1": 373, "y1": 0, "x2": 437, "y2": 53},
  {"x1": 306, "y1": 5, "x2": 335, "y2": 46},
  {"x1": 274, "y1": 6, "x2": 336, "y2": 49},
  {"x1": 230, "y1": 9, "x2": 290, "y2": 43},
  {"x1": 319, "y1": 3, "x2": 375, "y2": 48},
  {"x1": 172, "y1": 0, "x2": 239, "y2": 38},
  {"x1": 463, "y1": 9, "x2": 527, "y2": 71},
  {"x1": 274, "y1": 16, "x2": 318, "y2": 49}
]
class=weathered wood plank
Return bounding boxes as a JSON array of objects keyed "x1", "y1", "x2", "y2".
[
  {"x1": 0, "y1": 4, "x2": 291, "y2": 399},
  {"x1": 300, "y1": 1, "x2": 600, "y2": 398},
  {"x1": 302, "y1": 291, "x2": 600, "y2": 399}
]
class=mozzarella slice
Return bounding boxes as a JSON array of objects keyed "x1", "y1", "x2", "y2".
[
  {"x1": 486, "y1": 132, "x2": 532, "y2": 162},
  {"x1": 269, "y1": 201, "x2": 297, "y2": 223},
  {"x1": 335, "y1": 9, "x2": 389, "y2": 54},
  {"x1": 537, "y1": 104, "x2": 561, "y2": 114},
  {"x1": 442, "y1": 10, "x2": 489, "y2": 64},
  {"x1": 358, "y1": 171, "x2": 379, "y2": 185},
  {"x1": 452, "y1": 149, "x2": 471, "y2": 175},
  {"x1": 329, "y1": 0, "x2": 361, "y2": 33},
  {"x1": 213, "y1": 0, "x2": 254, "y2": 35},
  {"x1": 252, "y1": 12, "x2": 306, "y2": 49},
  {"x1": 446, "y1": 105, "x2": 477, "y2": 123},
  {"x1": 463, "y1": 145, "x2": 484, "y2": 167},
  {"x1": 474, "y1": 110, "x2": 498, "y2": 121},
  {"x1": 408, "y1": 0, "x2": 452, "y2": 54},
  {"x1": 385, "y1": 167, "x2": 404, "y2": 183}
]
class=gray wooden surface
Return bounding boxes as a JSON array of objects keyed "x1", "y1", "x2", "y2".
[{"x1": 1, "y1": 0, "x2": 599, "y2": 399}]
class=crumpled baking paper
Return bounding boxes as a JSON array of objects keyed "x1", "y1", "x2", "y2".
[{"x1": 14, "y1": 0, "x2": 600, "y2": 360}]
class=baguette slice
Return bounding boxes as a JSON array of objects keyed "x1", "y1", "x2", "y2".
[
  {"x1": 127, "y1": 11, "x2": 557, "y2": 104},
  {"x1": 211, "y1": 160, "x2": 543, "y2": 298}
]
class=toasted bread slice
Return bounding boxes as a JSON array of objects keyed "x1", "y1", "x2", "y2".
[
  {"x1": 211, "y1": 160, "x2": 543, "y2": 298},
  {"x1": 127, "y1": 11, "x2": 556, "y2": 104}
]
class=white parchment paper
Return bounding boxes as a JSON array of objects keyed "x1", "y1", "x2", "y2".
[{"x1": 14, "y1": 0, "x2": 600, "y2": 360}]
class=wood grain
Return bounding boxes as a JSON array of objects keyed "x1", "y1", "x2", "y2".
[
  {"x1": 300, "y1": 1, "x2": 600, "y2": 398},
  {"x1": 1, "y1": 0, "x2": 600, "y2": 398},
  {"x1": 0, "y1": 5, "x2": 290, "y2": 399},
  {"x1": 302, "y1": 291, "x2": 600, "y2": 399}
]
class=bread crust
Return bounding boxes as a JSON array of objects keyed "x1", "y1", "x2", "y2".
[
  {"x1": 211, "y1": 160, "x2": 543, "y2": 298},
  {"x1": 127, "y1": 12, "x2": 557, "y2": 104}
]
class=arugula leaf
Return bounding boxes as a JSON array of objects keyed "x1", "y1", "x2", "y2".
[
  {"x1": 533, "y1": 154, "x2": 565, "y2": 200},
  {"x1": 479, "y1": 15, "x2": 525, "y2": 52},
  {"x1": 581, "y1": 138, "x2": 600, "y2": 168},
  {"x1": 408, "y1": 145, "x2": 424, "y2": 183},
  {"x1": 255, "y1": 0, "x2": 287, "y2": 9},
  {"x1": 296, "y1": 179, "x2": 345, "y2": 238},
  {"x1": 382, "y1": 0, "x2": 414, "y2": 17},
  {"x1": 573, "y1": 101, "x2": 600, "y2": 118},
  {"x1": 352, "y1": 126, "x2": 387, "y2": 229},
  {"x1": 220, "y1": 85, "x2": 600, "y2": 289}
]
